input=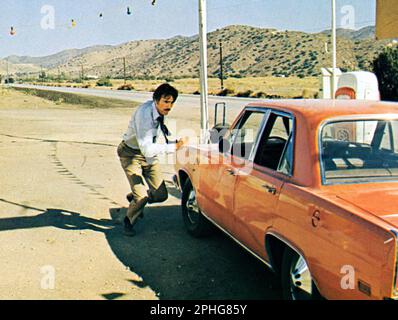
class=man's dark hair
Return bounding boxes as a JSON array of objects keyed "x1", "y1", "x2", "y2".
[{"x1": 153, "y1": 83, "x2": 178, "y2": 102}]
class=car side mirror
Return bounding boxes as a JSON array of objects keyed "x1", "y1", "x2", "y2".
[{"x1": 219, "y1": 138, "x2": 231, "y2": 153}]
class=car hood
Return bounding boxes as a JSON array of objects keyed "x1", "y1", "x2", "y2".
[{"x1": 336, "y1": 188, "x2": 398, "y2": 226}]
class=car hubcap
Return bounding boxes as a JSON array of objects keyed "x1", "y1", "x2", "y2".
[
  {"x1": 186, "y1": 189, "x2": 200, "y2": 225},
  {"x1": 289, "y1": 255, "x2": 312, "y2": 300}
]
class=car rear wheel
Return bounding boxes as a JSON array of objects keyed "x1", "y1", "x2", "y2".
[
  {"x1": 281, "y1": 248, "x2": 321, "y2": 300},
  {"x1": 181, "y1": 179, "x2": 212, "y2": 238}
]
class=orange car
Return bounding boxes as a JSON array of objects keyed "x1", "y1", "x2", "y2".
[{"x1": 174, "y1": 100, "x2": 398, "y2": 300}]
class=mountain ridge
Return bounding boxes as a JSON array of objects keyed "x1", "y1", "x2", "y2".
[{"x1": 1, "y1": 25, "x2": 385, "y2": 79}]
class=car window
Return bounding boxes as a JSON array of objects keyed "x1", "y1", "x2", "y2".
[
  {"x1": 226, "y1": 111, "x2": 265, "y2": 160},
  {"x1": 278, "y1": 135, "x2": 294, "y2": 175},
  {"x1": 321, "y1": 119, "x2": 398, "y2": 184},
  {"x1": 254, "y1": 112, "x2": 293, "y2": 173},
  {"x1": 380, "y1": 122, "x2": 396, "y2": 152}
]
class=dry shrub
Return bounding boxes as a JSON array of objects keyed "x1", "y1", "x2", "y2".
[
  {"x1": 117, "y1": 84, "x2": 134, "y2": 91},
  {"x1": 236, "y1": 90, "x2": 253, "y2": 97},
  {"x1": 253, "y1": 91, "x2": 266, "y2": 98},
  {"x1": 217, "y1": 88, "x2": 234, "y2": 96},
  {"x1": 265, "y1": 94, "x2": 283, "y2": 99}
]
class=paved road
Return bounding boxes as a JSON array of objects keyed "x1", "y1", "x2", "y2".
[{"x1": 11, "y1": 83, "x2": 261, "y2": 125}]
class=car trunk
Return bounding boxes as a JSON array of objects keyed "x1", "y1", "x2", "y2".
[{"x1": 335, "y1": 188, "x2": 398, "y2": 226}]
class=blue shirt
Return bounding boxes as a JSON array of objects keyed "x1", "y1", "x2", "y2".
[{"x1": 123, "y1": 100, "x2": 176, "y2": 158}]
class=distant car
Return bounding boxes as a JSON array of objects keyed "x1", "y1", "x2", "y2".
[{"x1": 174, "y1": 100, "x2": 398, "y2": 300}]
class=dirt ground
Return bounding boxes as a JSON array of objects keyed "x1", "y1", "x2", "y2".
[{"x1": 0, "y1": 88, "x2": 281, "y2": 300}]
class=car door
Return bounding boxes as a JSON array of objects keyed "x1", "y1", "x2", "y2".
[
  {"x1": 197, "y1": 109, "x2": 267, "y2": 232},
  {"x1": 232, "y1": 110, "x2": 294, "y2": 259}
]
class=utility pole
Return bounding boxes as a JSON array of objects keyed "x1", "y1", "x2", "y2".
[
  {"x1": 331, "y1": 0, "x2": 337, "y2": 100},
  {"x1": 219, "y1": 40, "x2": 224, "y2": 91},
  {"x1": 6, "y1": 58, "x2": 9, "y2": 83},
  {"x1": 123, "y1": 57, "x2": 127, "y2": 85},
  {"x1": 58, "y1": 67, "x2": 61, "y2": 83},
  {"x1": 198, "y1": 0, "x2": 209, "y2": 143},
  {"x1": 80, "y1": 64, "x2": 84, "y2": 82}
]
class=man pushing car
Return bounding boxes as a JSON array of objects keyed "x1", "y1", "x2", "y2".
[{"x1": 117, "y1": 83, "x2": 188, "y2": 236}]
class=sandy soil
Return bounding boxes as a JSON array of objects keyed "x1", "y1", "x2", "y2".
[{"x1": 0, "y1": 88, "x2": 281, "y2": 300}]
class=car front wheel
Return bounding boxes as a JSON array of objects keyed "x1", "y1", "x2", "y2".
[{"x1": 181, "y1": 179, "x2": 212, "y2": 238}]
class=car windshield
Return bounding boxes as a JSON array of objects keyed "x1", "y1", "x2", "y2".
[{"x1": 320, "y1": 118, "x2": 398, "y2": 184}]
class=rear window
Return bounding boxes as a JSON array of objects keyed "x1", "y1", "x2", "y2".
[{"x1": 320, "y1": 119, "x2": 398, "y2": 184}]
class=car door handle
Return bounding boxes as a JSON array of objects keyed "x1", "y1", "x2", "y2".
[{"x1": 263, "y1": 185, "x2": 277, "y2": 195}]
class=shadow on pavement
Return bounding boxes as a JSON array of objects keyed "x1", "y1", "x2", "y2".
[
  {"x1": 0, "y1": 198, "x2": 281, "y2": 300},
  {"x1": 107, "y1": 205, "x2": 282, "y2": 300},
  {"x1": 0, "y1": 198, "x2": 113, "y2": 232}
]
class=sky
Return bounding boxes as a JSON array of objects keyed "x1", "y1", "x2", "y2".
[{"x1": 0, "y1": 0, "x2": 376, "y2": 58}]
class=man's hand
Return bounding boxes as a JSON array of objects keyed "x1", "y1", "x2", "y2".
[{"x1": 176, "y1": 137, "x2": 189, "y2": 150}]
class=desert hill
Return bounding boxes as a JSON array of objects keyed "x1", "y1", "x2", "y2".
[{"x1": 1, "y1": 25, "x2": 388, "y2": 80}]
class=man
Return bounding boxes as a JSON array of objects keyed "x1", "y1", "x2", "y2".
[{"x1": 117, "y1": 83, "x2": 187, "y2": 236}]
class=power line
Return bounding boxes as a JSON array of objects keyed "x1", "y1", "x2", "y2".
[{"x1": 2, "y1": 1, "x2": 158, "y2": 34}]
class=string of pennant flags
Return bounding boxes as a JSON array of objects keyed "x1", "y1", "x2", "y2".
[
  {"x1": 4, "y1": 0, "x2": 377, "y2": 38},
  {"x1": 6, "y1": 0, "x2": 157, "y2": 36}
]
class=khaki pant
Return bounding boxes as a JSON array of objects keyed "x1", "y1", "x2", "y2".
[{"x1": 117, "y1": 141, "x2": 168, "y2": 224}]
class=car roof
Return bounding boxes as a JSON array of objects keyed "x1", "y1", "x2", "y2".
[{"x1": 246, "y1": 99, "x2": 398, "y2": 121}]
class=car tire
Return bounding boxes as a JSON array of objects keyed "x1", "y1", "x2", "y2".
[
  {"x1": 281, "y1": 247, "x2": 322, "y2": 300},
  {"x1": 181, "y1": 179, "x2": 212, "y2": 238}
]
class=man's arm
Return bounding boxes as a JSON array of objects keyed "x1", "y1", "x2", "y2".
[{"x1": 133, "y1": 109, "x2": 176, "y2": 158}]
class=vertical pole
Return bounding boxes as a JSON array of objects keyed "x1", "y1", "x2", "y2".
[
  {"x1": 219, "y1": 40, "x2": 224, "y2": 91},
  {"x1": 331, "y1": 0, "x2": 337, "y2": 99},
  {"x1": 123, "y1": 57, "x2": 127, "y2": 85},
  {"x1": 81, "y1": 64, "x2": 84, "y2": 82},
  {"x1": 199, "y1": 0, "x2": 209, "y2": 144},
  {"x1": 6, "y1": 58, "x2": 9, "y2": 83}
]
